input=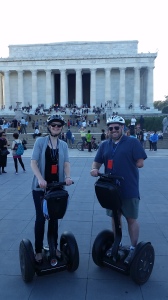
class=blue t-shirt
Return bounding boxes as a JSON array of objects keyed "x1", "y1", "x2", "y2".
[{"x1": 94, "y1": 135, "x2": 147, "y2": 199}]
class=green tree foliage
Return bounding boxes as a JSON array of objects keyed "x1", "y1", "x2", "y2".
[
  {"x1": 125, "y1": 116, "x2": 164, "y2": 131},
  {"x1": 154, "y1": 96, "x2": 168, "y2": 112},
  {"x1": 162, "y1": 106, "x2": 168, "y2": 114}
]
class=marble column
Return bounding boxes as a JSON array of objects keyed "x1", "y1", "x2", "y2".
[
  {"x1": 105, "y1": 68, "x2": 111, "y2": 103},
  {"x1": 119, "y1": 68, "x2": 125, "y2": 108},
  {"x1": 31, "y1": 70, "x2": 38, "y2": 109},
  {"x1": 76, "y1": 69, "x2": 82, "y2": 107},
  {"x1": 90, "y1": 69, "x2": 96, "y2": 108},
  {"x1": 60, "y1": 69, "x2": 67, "y2": 107},
  {"x1": 147, "y1": 67, "x2": 154, "y2": 108},
  {"x1": 4, "y1": 71, "x2": 10, "y2": 110},
  {"x1": 18, "y1": 70, "x2": 24, "y2": 107},
  {"x1": 46, "y1": 70, "x2": 52, "y2": 108},
  {"x1": 134, "y1": 67, "x2": 140, "y2": 108},
  {"x1": 0, "y1": 73, "x2": 3, "y2": 108}
]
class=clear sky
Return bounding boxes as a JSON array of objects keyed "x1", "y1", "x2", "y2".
[{"x1": 0, "y1": 0, "x2": 167, "y2": 101}]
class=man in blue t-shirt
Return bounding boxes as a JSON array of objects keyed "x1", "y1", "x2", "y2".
[{"x1": 90, "y1": 115, "x2": 147, "y2": 265}]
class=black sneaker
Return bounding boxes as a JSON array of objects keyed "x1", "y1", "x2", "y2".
[
  {"x1": 124, "y1": 249, "x2": 135, "y2": 265},
  {"x1": 106, "y1": 243, "x2": 122, "y2": 258},
  {"x1": 106, "y1": 246, "x2": 113, "y2": 257}
]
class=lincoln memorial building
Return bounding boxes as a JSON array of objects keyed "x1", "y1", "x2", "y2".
[{"x1": 0, "y1": 40, "x2": 157, "y2": 113}]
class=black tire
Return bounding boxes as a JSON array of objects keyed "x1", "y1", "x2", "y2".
[
  {"x1": 19, "y1": 239, "x2": 35, "y2": 282},
  {"x1": 130, "y1": 242, "x2": 155, "y2": 285},
  {"x1": 60, "y1": 231, "x2": 79, "y2": 272},
  {"x1": 76, "y1": 142, "x2": 83, "y2": 151},
  {"x1": 92, "y1": 230, "x2": 114, "y2": 267}
]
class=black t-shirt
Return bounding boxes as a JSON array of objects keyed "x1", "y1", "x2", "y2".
[
  {"x1": 139, "y1": 131, "x2": 144, "y2": 142},
  {"x1": 101, "y1": 133, "x2": 106, "y2": 141},
  {"x1": 45, "y1": 145, "x2": 59, "y2": 183}
]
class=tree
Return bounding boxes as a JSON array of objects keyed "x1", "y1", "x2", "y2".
[{"x1": 154, "y1": 96, "x2": 168, "y2": 110}]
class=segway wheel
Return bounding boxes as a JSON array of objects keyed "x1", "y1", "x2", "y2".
[
  {"x1": 92, "y1": 230, "x2": 114, "y2": 267},
  {"x1": 130, "y1": 243, "x2": 155, "y2": 285},
  {"x1": 60, "y1": 231, "x2": 79, "y2": 272},
  {"x1": 76, "y1": 142, "x2": 83, "y2": 151},
  {"x1": 93, "y1": 143, "x2": 98, "y2": 151},
  {"x1": 19, "y1": 239, "x2": 35, "y2": 282}
]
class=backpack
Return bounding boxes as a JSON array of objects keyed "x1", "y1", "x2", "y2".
[{"x1": 15, "y1": 141, "x2": 24, "y2": 156}]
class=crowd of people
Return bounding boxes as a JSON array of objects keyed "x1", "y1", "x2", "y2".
[{"x1": 0, "y1": 112, "x2": 167, "y2": 177}]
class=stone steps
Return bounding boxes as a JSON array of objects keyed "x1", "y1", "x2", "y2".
[{"x1": 5, "y1": 131, "x2": 168, "y2": 149}]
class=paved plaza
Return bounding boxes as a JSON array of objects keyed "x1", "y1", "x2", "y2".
[{"x1": 0, "y1": 148, "x2": 168, "y2": 299}]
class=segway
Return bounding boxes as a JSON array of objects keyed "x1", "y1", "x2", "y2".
[
  {"x1": 92, "y1": 173, "x2": 155, "y2": 285},
  {"x1": 19, "y1": 181, "x2": 79, "y2": 282}
]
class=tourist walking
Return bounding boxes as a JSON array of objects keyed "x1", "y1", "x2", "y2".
[
  {"x1": 86, "y1": 130, "x2": 92, "y2": 152},
  {"x1": 151, "y1": 131, "x2": 158, "y2": 151},
  {"x1": 101, "y1": 129, "x2": 106, "y2": 141},
  {"x1": 78, "y1": 127, "x2": 86, "y2": 151},
  {"x1": 139, "y1": 115, "x2": 144, "y2": 130},
  {"x1": 0, "y1": 131, "x2": 10, "y2": 174},
  {"x1": 66, "y1": 129, "x2": 73, "y2": 148},
  {"x1": 20, "y1": 117, "x2": 27, "y2": 134},
  {"x1": 11, "y1": 132, "x2": 26, "y2": 174},
  {"x1": 130, "y1": 115, "x2": 136, "y2": 130},
  {"x1": 149, "y1": 132, "x2": 154, "y2": 151}
]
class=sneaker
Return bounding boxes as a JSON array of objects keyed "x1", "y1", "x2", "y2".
[
  {"x1": 106, "y1": 246, "x2": 113, "y2": 257},
  {"x1": 35, "y1": 253, "x2": 43, "y2": 265},
  {"x1": 124, "y1": 248, "x2": 135, "y2": 265},
  {"x1": 23, "y1": 170, "x2": 26, "y2": 173},
  {"x1": 15, "y1": 172, "x2": 18, "y2": 175},
  {"x1": 106, "y1": 242, "x2": 122, "y2": 257}
]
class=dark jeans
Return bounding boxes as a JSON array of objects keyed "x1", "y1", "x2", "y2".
[
  {"x1": 13, "y1": 157, "x2": 25, "y2": 172},
  {"x1": 21, "y1": 124, "x2": 27, "y2": 134},
  {"x1": 152, "y1": 142, "x2": 157, "y2": 151},
  {"x1": 32, "y1": 190, "x2": 58, "y2": 253},
  {"x1": 81, "y1": 137, "x2": 86, "y2": 150},
  {"x1": 88, "y1": 141, "x2": 91, "y2": 152},
  {"x1": 33, "y1": 133, "x2": 41, "y2": 139},
  {"x1": 149, "y1": 140, "x2": 153, "y2": 150}
]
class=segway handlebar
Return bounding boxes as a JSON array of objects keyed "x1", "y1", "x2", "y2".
[
  {"x1": 37, "y1": 181, "x2": 74, "y2": 188},
  {"x1": 47, "y1": 181, "x2": 74, "y2": 188},
  {"x1": 98, "y1": 173, "x2": 124, "y2": 181}
]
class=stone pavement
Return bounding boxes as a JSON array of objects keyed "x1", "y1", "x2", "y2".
[{"x1": 0, "y1": 148, "x2": 168, "y2": 299}]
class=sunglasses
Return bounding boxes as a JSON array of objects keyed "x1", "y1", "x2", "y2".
[
  {"x1": 50, "y1": 123, "x2": 62, "y2": 128},
  {"x1": 108, "y1": 126, "x2": 120, "y2": 131}
]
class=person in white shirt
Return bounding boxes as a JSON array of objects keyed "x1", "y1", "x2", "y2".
[
  {"x1": 130, "y1": 115, "x2": 136, "y2": 130},
  {"x1": 143, "y1": 130, "x2": 148, "y2": 149},
  {"x1": 20, "y1": 117, "x2": 27, "y2": 134},
  {"x1": 33, "y1": 127, "x2": 41, "y2": 139}
]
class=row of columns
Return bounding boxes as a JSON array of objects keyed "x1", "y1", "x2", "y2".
[{"x1": 1, "y1": 67, "x2": 154, "y2": 110}]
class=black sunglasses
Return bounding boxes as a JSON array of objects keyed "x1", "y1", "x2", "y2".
[
  {"x1": 50, "y1": 123, "x2": 62, "y2": 128},
  {"x1": 108, "y1": 126, "x2": 120, "y2": 131}
]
